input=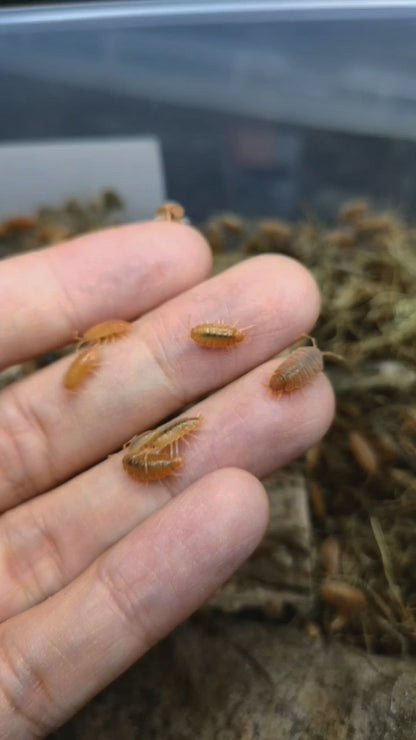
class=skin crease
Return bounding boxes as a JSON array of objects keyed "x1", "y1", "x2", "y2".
[{"x1": 0, "y1": 222, "x2": 334, "y2": 736}]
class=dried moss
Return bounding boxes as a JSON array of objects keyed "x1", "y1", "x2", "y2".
[{"x1": 203, "y1": 200, "x2": 416, "y2": 655}]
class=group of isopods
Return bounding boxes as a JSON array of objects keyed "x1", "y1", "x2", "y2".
[
  {"x1": 63, "y1": 316, "x2": 328, "y2": 483},
  {"x1": 63, "y1": 199, "x2": 329, "y2": 482}
]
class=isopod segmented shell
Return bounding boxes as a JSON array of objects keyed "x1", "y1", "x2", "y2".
[
  {"x1": 190, "y1": 322, "x2": 247, "y2": 349},
  {"x1": 64, "y1": 345, "x2": 101, "y2": 390},
  {"x1": 122, "y1": 452, "x2": 183, "y2": 482},
  {"x1": 269, "y1": 345, "x2": 323, "y2": 395},
  {"x1": 79, "y1": 319, "x2": 131, "y2": 346}
]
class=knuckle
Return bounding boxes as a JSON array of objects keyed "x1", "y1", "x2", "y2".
[
  {"x1": 0, "y1": 388, "x2": 55, "y2": 507},
  {"x1": 2, "y1": 506, "x2": 67, "y2": 611},
  {"x1": 0, "y1": 630, "x2": 55, "y2": 736},
  {"x1": 142, "y1": 317, "x2": 189, "y2": 408},
  {"x1": 96, "y1": 557, "x2": 156, "y2": 645}
]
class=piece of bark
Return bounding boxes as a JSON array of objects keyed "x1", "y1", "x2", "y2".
[
  {"x1": 52, "y1": 616, "x2": 416, "y2": 739},
  {"x1": 208, "y1": 470, "x2": 313, "y2": 617}
]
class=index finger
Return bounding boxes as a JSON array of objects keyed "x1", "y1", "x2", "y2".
[{"x1": 0, "y1": 222, "x2": 212, "y2": 368}]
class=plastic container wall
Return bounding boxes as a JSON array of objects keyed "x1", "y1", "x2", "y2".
[{"x1": 2, "y1": 2, "x2": 416, "y2": 221}]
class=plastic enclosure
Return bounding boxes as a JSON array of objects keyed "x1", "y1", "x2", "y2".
[{"x1": 2, "y1": 1, "x2": 416, "y2": 221}]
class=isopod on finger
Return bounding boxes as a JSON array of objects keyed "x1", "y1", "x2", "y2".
[
  {"x1": 268, "y1": 336, "x2": 342, "y2": 396},
  {"x1": 64, "y1": 345, "x2": 101, "y2": 390},
  {"x1": 123, "y1": 451, "x2": 183, "y2": 482},
  {"x1": 125, "y1": 415, "x2": 202, "y2": 457},
  {"x1": 124, "y1": 429, "x2": 162, "y2": 452},
  {"x1": 144, "y1": 415, "x2": 202, "y2": 454},
  {"x1": 77, "y1": 319, "x2": 131, "y2": 346},
  {"x1": 154, "y1": 201, "x2": 185, "y2": 223},
  {"x1": 190, "y1": 322, "x2": 247, "y2": 349},
  {"x1": 268, "y1": 338, "x2": 323, "y2": 396}
]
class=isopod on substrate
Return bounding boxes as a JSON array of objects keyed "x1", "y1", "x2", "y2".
[
  {"x1": 320, "y1": 537, "x2": 341, "y2": 578},
  {"x1": 348, "y1": 431, "x2": 379, "y2": 475},
  {"x1": 320, "y1": 579, "x2": 367, "y2": 615}
]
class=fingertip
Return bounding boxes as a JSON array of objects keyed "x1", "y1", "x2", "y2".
[
  {"x1": 186, "y1": 466, "x2": 270, "y2": 560},
  {"x1": 276, "y1": 371, "x2": 336, "y2": 463},
  {"x1": 140, "y1": 221, "x2": 213, "y2": 281},
  {"x1": 175, "y1": 223, "x2": 214, "y2": 275},
  {"x1": 271, "y1": 252, "x2": 321, "y2": 332},
  {"x1": 240, "y1": 253, "x2": 321, "y2": 340},
  {"x1": 221, "y1": 466, "x2": 270, "y2": 550}
]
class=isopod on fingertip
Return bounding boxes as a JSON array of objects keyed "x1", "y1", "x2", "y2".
[
  {"x1": 268, "y1": 338, "x2": 324, "y2": 396},
  {"x1": 64, "y1": 345, "x2": 101, "y2": 390},
  {"x1": 77, "y1": 319, "x2": 131, "y2": 346},
  {"x1": 122, "y1": 451, "x2": 183, "y2": 482},
  {"x1": 190, "y1": 322, "x2": 247, "y2": 349},
  {"x1": 154, "y1": 201, "x2": 185, "y2": 223},
  {"x1": 268, "y1": 336, "x2": 343, "y2": 397}
]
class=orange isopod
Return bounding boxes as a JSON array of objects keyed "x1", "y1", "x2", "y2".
[
  {"x1": 4, "y1": 215, "x2": 37, "y2": 233},
  {"x1": 154, "y1": 201, "x2": 185, "y2": 223},
  {"x1": 337, "y1": 198, "x2": 369, "y2": 224},
  {"x1": 122, "y1": 451, "x2": 183, "y2": 482},
  {"x1": 320, "y1": 579, "x2": 367, "y2": 615},
  {"x1": 219, "y1": 213, "x2": 244, "y2": 234},
  {"x1": 348, "y1": 431, "x2": 378, "y2": 475},
  {"x1": 190, "y1": 322, "x2": 247, "y2": 349},
  {"x1": 320, "y1": 537, "x2": 340, "y2": 578},
  {"x1": 78, "y1": 319, "x2": 131, "y2": 346},
  {"x1": 127, "y1": 415, "x2": 202, "y2": 457},
  {"x1": 309, "y1": 481, "x2": 326, "y2": 522},
  {"x1": 64, "y1": 345, "x2": 101, "y2": 390},
  {"x1": 269, "y1": 339, "x2": 324, "y2": 396}
]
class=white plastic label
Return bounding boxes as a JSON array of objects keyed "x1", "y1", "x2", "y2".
[{"x1": 0, "y1": 136, "x2": 166, "y2": 222}]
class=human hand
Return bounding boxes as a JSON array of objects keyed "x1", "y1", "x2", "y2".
[{"x1": 0, "y1": 221, "x2": 334, "y2": 736}]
